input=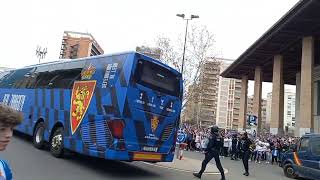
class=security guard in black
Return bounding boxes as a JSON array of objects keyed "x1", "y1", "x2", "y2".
[
  {"x1": 193, "y1": 126, "x2": 226, "y2": 180},
  {"x1": 240, "y1": 132, "x2": 252, "y2": 176}
]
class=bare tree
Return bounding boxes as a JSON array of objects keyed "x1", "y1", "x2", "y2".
[
  {"x1": 156, "y1": 36, "x2": 181, "y2": 71},
  {"x1": 154, "y1": 25, "x2": 216, "y2": 109},
  {"x1": 182, "y1": 25, "x2": 216, "y2": 109}
]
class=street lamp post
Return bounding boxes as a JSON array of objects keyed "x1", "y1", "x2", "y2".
[
  {"x1": 176, "y1": 14, "x2": 199, "y2": 127},
  {"x1": 176, "y1": 14, "x2": 199, "y2": 75}
]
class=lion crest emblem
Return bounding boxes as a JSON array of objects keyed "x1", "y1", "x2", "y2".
[
  {"x1": 151, "y1": 116, "x2": 159, "y2": 133},
  {"x1": 70, "y1": 80, "x2": 96, "y2": 134}
]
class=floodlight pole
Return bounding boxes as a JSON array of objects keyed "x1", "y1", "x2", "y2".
[
  {"x1": 176, "y1": 14, "x2": 199, "y2": 75},
  {"x1": 176, "y1": 14, "x2": 199, "y2": 127}
]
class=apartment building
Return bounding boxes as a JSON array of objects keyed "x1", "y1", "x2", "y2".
[{"x1": 59, "y1": 31, "x2": 104, "y2": 59}]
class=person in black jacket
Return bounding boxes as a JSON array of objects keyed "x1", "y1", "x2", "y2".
[
  {"x1": 193, "y1": 126, "x2": 226, "y2": 180},
  {"x1": 236, "y1": 136, "x2": 241, "y2": 159},
  {"x1": 240, "y1": 132, "x2": 252, "y2": 176},
  {"x1": 230, "y1": 134, "x2": 238, "y2": 160}
]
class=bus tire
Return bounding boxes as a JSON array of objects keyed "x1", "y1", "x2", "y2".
[
  {"x1": 50, "y1": 127, "x2": 64, "y2": 158},
  {"x1": 33, "y1": 122, "x2": 45, "y2": 149},
  {"x1": 283, "y1": 164, "x2": 298, "y2": 179}
]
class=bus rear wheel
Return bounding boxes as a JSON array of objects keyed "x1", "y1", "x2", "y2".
[
  {"x1": 50, "y1": 127, "x2": 64, "y2": 158},
  {"x1": 33, "y1": 122, "x2": 45, "y2": 149}
]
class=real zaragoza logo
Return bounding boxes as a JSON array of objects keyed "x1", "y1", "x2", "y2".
[
  {"x1": 81, "y1": 63, "x2": 96, "y2": 80},
  {"x1": 70, "y1": 80, "x2": 96, "y2": 134},
  {"x1": 151, "y1": 116, "x2": 159, "y2": 133}
]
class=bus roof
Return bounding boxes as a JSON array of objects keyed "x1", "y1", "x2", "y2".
[
  {"x1": 19, "y1": 51, "x2": 180, "y2": 75},
  {"x1": 24, "y1": 51, "x2": 136, "y2": 68}
]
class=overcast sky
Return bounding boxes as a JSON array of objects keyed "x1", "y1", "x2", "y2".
[{"x1": 1, "y1": 0, "x2": 299, "y2": 97}]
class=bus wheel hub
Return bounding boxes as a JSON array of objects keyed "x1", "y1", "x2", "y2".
[{"x1": 52, "y1": 134, "x2": 62, "y2": 149}]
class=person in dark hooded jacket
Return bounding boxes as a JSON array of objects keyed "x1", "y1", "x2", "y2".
[
  {"x1": 230, "y1": 134, "x2": 238, "y2": 160},
  {"x1": 240, "y1": 132, "x2": 252, "y2": 176},
  {"x1": 193, "y1": 125, "x2": 226, "y2": 180}
]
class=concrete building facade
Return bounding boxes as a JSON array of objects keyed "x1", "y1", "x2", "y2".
[
  {"x1": 181, "y1": 84, "x2": 200, "y2": 124},
  {"x1": 216, "y1": 59, "x2": 242, "y2": 130},
  {"x1": 136, "y1": 46, "x2": 161, "y2": 60},
  {"x1": 247, "y1": 96, "x2": 267, "y2": 131},
  {"x1": 266, "y1": 90, "x2": 296, "y2": 133},
  {"x1": 284, "y1": 90, "x2": 296, "y2": 132},
  {"x1": 182, "y1": 59, "x2": 220, "y2": 127},
  {"x1": 295, "y1": 66, "x2": 320, "y2": 135},
  {"x1": 266, "y1": 92, "x2": 272, "y2": 129},
  {"x1": 59, "y1": 31, "x2": 104, "y2": 59},
  {"x1": 183, "y1": 58, "x2": 244, "y2": 129},
  {"x1": 197, "y1": 59, "x2": 220, "y2": 127},
  {"x1": 221, "y1": 0, "x2": 320, "y2": 136}
]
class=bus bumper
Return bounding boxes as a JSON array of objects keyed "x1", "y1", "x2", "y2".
[{"x1": 84, "y1": 149, "x2": 174, "y2": 162}]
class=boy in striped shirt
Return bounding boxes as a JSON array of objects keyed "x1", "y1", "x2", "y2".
[{"x1": 0, "y1": 104, "x2": 23, "y2": 180}]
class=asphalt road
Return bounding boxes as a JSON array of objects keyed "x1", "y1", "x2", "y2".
[
  {"x1": 1, "y1": 134, "x2": 296, "y2": 180},
  {"x1": 183, "y1": 151, "x2": 293, "y2": 180},
  {"x1": 2, "y1": 134, "x2": 192, "y2": 180}
]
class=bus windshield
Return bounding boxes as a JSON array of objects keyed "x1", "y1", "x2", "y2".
[{"x1": 135, "y1": 59, "x2": 180, "y2": 97}]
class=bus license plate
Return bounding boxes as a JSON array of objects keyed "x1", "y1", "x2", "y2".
[{"x1": 143, "y1": 146, "x2": 158, "y2": 152}]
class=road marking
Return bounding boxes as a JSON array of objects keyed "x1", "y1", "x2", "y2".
[{"x1": 142, "y1": 162, "x2": 229, "y2": 175}]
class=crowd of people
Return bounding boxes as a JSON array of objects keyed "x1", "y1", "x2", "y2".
[
  {"x1": 229, "y1": 133, "x2": 299, "y2": 165},
  {"x1": 181, "y1": 123, "x2": 299, "y2": 165}
]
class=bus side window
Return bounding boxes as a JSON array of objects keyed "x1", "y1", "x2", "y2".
[
  {"x1": 67, "y1": 73, "x2": 81, "y2": 89},
  {"x1": 0, "y1": 71, "x2": 14, "y2": 88},
  {"x1": 49, "y1": 69, "x2": 81, "y2": 89},
  {"x1": 25, "y1": 73, "x2": 38, "y2": 89},
  {"x1": 16, "y1": 70, "x2": 38, "y2": 89},
  {"x1": 47, "y1": 74, "x2": 61, "y2": 88},
  {"x1": 0, "y1": 71, "x2": 12, "y2": 82},
  {"x1": 0, "y1": 68, "x2": 34, "y2": 89},
  {"x1": 34, "y1": 72, "x2": 55, "y2": 89}
]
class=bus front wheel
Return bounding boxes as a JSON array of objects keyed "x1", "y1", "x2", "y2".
[
  {"x1": 50, "y1": 127, "x2": 64, "y2": 158},
  {"x1": 33, "y1": 122, "x2": 45, "y2": 149}
]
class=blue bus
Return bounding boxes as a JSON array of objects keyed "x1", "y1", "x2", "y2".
[{"x1": 0, "y1": 52, "x2": 182, "y2": 162}]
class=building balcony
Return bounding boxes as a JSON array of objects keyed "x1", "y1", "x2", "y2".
[
  {"x1": 202, "y1": 90, "x2": 217, "y2": 94},
  {"x1": 205, "y1": 86, "x2": 217, "y2": 90},
  {"x1": 207, "y1": 75, "x2": 219, "y2": 79},
  {"x1": 202, "y1": 97, "x2": 216, "y2": 101},
  {"x1": 201, "y1": 107, "x2": 214, "y2": 111},
  {"x1": 202, "y1": 94, "x2": 216, "y2": 98}
]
